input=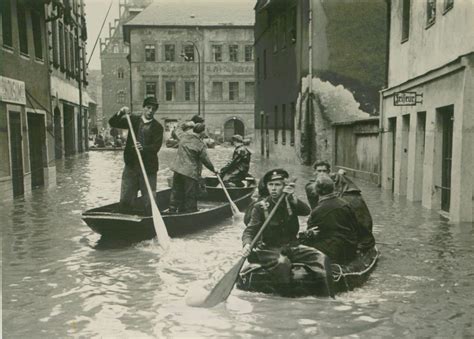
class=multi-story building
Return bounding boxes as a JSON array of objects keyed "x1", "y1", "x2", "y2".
[
  {"x1": 1, "y1": 0, "x2": 56, "y2": 199},
  {"x1": 123, "y1": 0, "x2": 255, "y2": 141},
  {"x1": 100, "y1": 0, "x2": 152, "y2": 128},
  {"x1": 253, "y1": 0, "x2": 387, "y2": 164},
  {"x1": 380, "y1": 0, "x2": 473, "y2": 222},
  {"x1": 47, "y1": 0, "x2": 91, "y2": 159},
  {"x1": 87, "y1": 69, "x2": 103, "y2": 134}
]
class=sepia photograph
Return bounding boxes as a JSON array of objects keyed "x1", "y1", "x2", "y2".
[{"x1": 1, "y1": 0, "x2": 473, "y2": 337}]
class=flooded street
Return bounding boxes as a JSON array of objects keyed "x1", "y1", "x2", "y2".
[{"x1": 2, "y1": 146, "x2": 473, "y2": 338}]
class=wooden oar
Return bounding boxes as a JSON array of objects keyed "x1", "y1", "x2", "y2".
[
  {"x1": 215, "y1": 173, "x2": 240, "y2": 216},
  {"x1": 190, "y1": 192, "x2": 287, "y2": 308},
  {"x1": 125, "y1": 114, "x2": 171, "y2": 250}
]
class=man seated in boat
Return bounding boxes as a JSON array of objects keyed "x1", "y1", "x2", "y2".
[
  {"x1": 108, "y1": 97, "x2": 163, "y2": 215},
  {"x1": 305, "y1": 160, "x2": 375, "y2": 252},
  {"x1": 300, "y1": 174, "x2": 360, "y2": 264},
  {"x1": 219, "y1": 134, "x2": 251, "y2": 187},
  {"x1": 242, "y1": 169, "x2": 329, "y2": 285},
  {"x1": 167, "y1": 123, "x2": 218, "y2": 214}
]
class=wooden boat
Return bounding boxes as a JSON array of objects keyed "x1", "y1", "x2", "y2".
[
  {"x1": 88, "y1": 146, "x2": 124, "y2": 151},
  {"x1": 236, "y1": 246, "x2": 379, "y2": 297},
  {"x1": 82, "y1": 178, "x2": 255, "y2": 240}
]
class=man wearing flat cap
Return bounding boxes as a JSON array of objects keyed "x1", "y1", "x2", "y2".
[
  {"x1": 242, "y1": 168, "x2": 331, "y2": 286},
  {"x1": 168, "y1": 123, "x2": 218, "y2": 213},
  {"x1": 170, "y1": 114, "x2": 205, "y2": 142},
  {"x1": 219, "y1": 134, "x2": 251, "y2": 187},
  {"x1": 108, "y1": 96, "x2": 163, "y2": 215}
]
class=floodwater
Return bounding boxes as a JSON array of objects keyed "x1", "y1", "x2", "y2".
[{"x1": 2, "y1": 146, "x2": 473, "y2": 338}]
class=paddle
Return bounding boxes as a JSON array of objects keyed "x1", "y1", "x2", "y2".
[
  {"x1": 188, "y1": 192, "x2": 288, "y2": 308},
  {"x1": 125, "y1": 114, "x2": 171, "y2": 250},
  {"x1": 215, "y1": 173, "x2": 240, "y2": 216}
]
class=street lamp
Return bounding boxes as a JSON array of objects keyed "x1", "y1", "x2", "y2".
[{"x1": 181, "y1": 41, "x2": 201, "y2": 117}]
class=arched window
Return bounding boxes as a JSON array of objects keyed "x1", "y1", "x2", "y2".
[
  {"x1": 117, "y1": 90, "x2": 126, "y2": 104},
  {"x1": 117, "y1": 68, "x2": 124, "y2": 79}
]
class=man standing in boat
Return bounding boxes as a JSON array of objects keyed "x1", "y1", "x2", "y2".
[
  {"x1": 108, "y1": 97, "x2": 164, "y2": 215},
  {"x1": 300, "y1": 174, "x2": 360, "y2": 264},
  {"x1": 242, "y1": 169, "x2": 329, "y2": 286},
  {"x1": 305, "y1": 160, "x2": 375, "y2": 252},
  {"x1": 219, "y1": 134, "x2": 251, "y2": 187},
  {"x1": 167, "y1": 123, "x2": 218, "y2": 214}
]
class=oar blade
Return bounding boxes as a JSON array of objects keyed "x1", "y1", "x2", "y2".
[
  {"x1": 194, "y1": 257, "x2": 246, "y2": 308},
  {"x1": 151, "y1": 203, "x2": 171, "y2": 250}
]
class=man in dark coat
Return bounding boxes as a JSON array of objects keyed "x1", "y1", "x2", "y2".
[
  {"x1": 220, "y1": 134, "x2": 251, "y2": 187},
  {"x1": 305, "y1": 160, "x2": 375, "y2": 252},
  {"x1": 242, "y1": 169, "x2": 330, "y2": 285},
  {"x1": 108, "y1": 96, "x2": 163, "y2": 215},
  {"x1": 300, "y1": 174, "x2": 359, "y2": 264},
  {"x1": 168, "y1": 123, "x2": 217, "y2": 213}
]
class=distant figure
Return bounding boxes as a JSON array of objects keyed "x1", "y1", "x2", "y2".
[
  {"x1": 220, "y1": 134, "x2": 251, "y2": 187},
  {"x1": 94, "y1": 134, "x2": 105, "y2": 148},
  {"x1": 167, "y1": 123, "x2": 217, "y2": 214},
  {"x1": 305, "y1": 160, "x2": 375, "y2": 252},
  {"x1": 108, "y1": 96, "x2": 163, "y2": 215}
]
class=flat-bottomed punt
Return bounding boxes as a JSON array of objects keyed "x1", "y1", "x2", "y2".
[{"x1": 82, "y1": 178, "x2": 255, "y2": 240}]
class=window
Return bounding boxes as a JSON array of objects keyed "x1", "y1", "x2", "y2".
[
  {"x1": 272, "y1": 18, "x2": 279, "y2": 53},
  {"x1": 281, "y1": 104, "x2": 286, "y2": 145},
  {"x1": 290, "y1": 102, "x2": 295, "y2": 145},
  {"x1": 212, "y1": 45, "x2": 222, "y2": 62},
  {"x1": 145, "y1": 82, "x2": 157, "y2": 98},
  {"x1": 165, "y1": 81, "x2": 176, "y2": 101},
  {"x1": 274, "y1": 105, "x2": 278, "y2": 143},
  {"x1": 263, "y1": 49, "x2": 267, "y2": 79},
  {"x1": 426, "y1": 0, "x2": 436, "y2": 25},
  {"x1": 117, "y1": 90, "x2": 126, "y2": 104},
  {"x1": 164, "y1": 44, "x2": 175, "y2": 61},
  {"x1": 256, "y1": 57, "x2": 260, "y2": 83},
  {"x1": 281, "y1": 15, "x2": 287, "y2": 48},
  {"x1": 244, "y1": 45, "x2": 253, "y2": 62},
  {"x1": 402, "y1": 0, "x2": 410, "y2": 41},
  {"x1": 289, "y1": 8, "x2": 297, "y2": 44},
  {"x1": 444, "y1": 0, "x2": 454, "y2": 11},
  {"x1": 123, "y1": 45, "x2": 129, "y2": 54},
  {"x1": 52, "y1": 20, "x2": 59, "y2": 67},
  {"x1": 74, "y1": 37, "x2": 79, "y2": 77},
  {"x1": 229, "y1": 45, "x2": 239, "y2": 62},
  {"x1": 69, "y1": 32, "x2": 75, "y2": 75},
  {"x1": 183, "y1": 44, "x2": 194, "y2": 61},
  {"x1": 112, "y1": 44, "x2": 119, "y2": 53},
  {"x1": 245, "y1": 82, "x2": 254, "y2": 101},
  {"x1": 185, "y1": 81, "x2": 195, "y2": 101},
  {"x1": 1, "y1": 0, "x2": 13, "y2": 47},
  {"x1": 17, "y1": 3, "x2": 28, "y2": 55},
  {"x1": 229, "y1": 82, "x2": 239, "y2": 101},
  {"x1": 211, "y1": 82, "x2": 223, "y2": 101},
  {"x1": 59, "y1": 22, "x2": 65, "y2": 70},
  {"x1": 65, "y1": 30, "x2": 70, "y2": 74},
  {"x1": 145, "y1": 44, "x2": 155, "y2": 61},
  {"x1": 117, "y1": 68, "x2": 124, "y2": 79}
]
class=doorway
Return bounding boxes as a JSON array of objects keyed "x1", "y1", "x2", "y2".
[
  {"x1": 224, "y1": 118, "x2": 245, "y2": 141},
  {"x1": 63, "y1": 104, "x2": 76, "y2": 157},
  {"x1": 9, "y1": 111, "x2": 24, "y2": 197},
  {"x1": 27, "y1": 113, "x2": 45, "y2": 188},
  {"x1": 439, "y1": 106, "x2": 454, "y2": 212},
  {"x1": 388, "y1": 117, "x2": 397, "y2": 192},
  {"x1": 54, "y1": 106, "x2": 62, "y2": 159}
]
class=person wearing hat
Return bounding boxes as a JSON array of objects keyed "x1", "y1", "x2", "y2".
[
  {"x1": 170, "y1": 114, "x2": 204, "y2": 142},
  {"x1": 305, "y1": 160, "x2": 375, "y2": 252},
  {"x1": 242, "y1": 168, "x2": 329, "y2": 285},
  {"x1": 219, "y1": 134, "x2": 251, "y2": 187},
  {"x1": 299, "y1": 174, "x2": 360, "y2": 264},
  {"x1": 108, "y1": 96, "x2": 164, "y2": 215},
  {"x1": 167, "y1": 123, "x2": 218, "y2": 213}
]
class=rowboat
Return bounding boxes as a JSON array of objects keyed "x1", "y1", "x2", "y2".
[
  {"x1": 237, "y1": 246, "x2": 379, "y2": 297},
  {"x1": 81, "y1": 178, "x2": 255, "y2": 240}
]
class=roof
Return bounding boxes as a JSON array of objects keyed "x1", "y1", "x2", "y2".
[{"x1": 124, "y1": 0, "x2": 255, "y2": 27}]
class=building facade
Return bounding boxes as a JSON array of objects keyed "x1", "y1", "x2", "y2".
[
  {"x1": 1, "y1": 0, "x2": 56, "y2": 199},
  {"x1": 380, "y1": 0, "x2": 473, "y2": 222},
  {"x1": 123, "y1": 0, "x2": 255, "y2": 141},
  {"x1": 47, "y1": 0, "x2": 91, "y2": 159},
  {"x1": 254, "y1": 0, "x2": 387, "y2": 164}
]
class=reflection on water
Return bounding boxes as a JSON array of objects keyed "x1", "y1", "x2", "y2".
[{"x1": 2, "y1": 147, "x2": 473, "y2": 338}]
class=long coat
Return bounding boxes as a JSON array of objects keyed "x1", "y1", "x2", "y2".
[
  {"x1": 109, "y1": 113, "x2": 163, "y2": 173},
  {"x1": 170, "y1": 133, "x2": 214, "y2": 180}
]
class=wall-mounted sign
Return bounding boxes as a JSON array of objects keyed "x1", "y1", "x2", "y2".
[
  {"x1": 394, "y1": 91, "x2": 423, "y2": 106},
  {"x1": 0, "y1": 76, "x2": 26, "y2": 105}
]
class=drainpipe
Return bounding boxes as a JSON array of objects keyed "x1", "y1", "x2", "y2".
[{"x1": 307, "y1": 0, "x2": 314, "y2": 164}]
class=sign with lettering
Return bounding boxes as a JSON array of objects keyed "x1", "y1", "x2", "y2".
[
  {"x1": 393, "y1": 91, "x2": 422, "y2": 106},
  {"x1": 0, "y1": 76, "x2": 26, "y2": 105}
]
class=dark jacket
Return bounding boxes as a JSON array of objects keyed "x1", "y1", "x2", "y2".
[
  {"x1": 170, "y1": 133, "x2": 215, "y2": 180},
  {"x1": 221, "y1": 145, "x2": 251, "y2": 179},
  {"x1": 305, "y1": 194, "x2": 359, "y2": 263},
  {"x1": 109, "y1": 113, "x2": 163, "y2": 173},
  {"x1": 243, "y1": 195, "x2": 311, "y2": 248}
]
